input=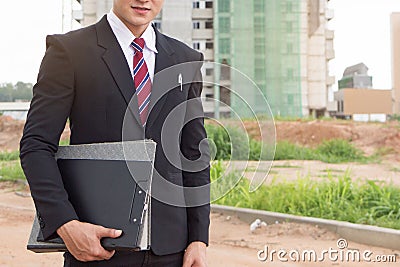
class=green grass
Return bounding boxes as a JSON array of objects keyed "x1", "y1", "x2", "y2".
[
  {"x1": 0, "y1": 151, "x2": 19, "y2": 161},
  {"x1": 59, "y1": 139, "x2": 70, "y2": 146},
  {"x1": 1, "y1": 148, "x2": 398, "y2": 231},
  {"x1": 273, "y1": 116, "x2": 335, "y2": 122},
  {"x1": 0, "y1": 141, "x2": 71, "y2": 182},
  {"x1": 0, "y1": 150, "x2": 24, "y2": 181},
  {"x1": 211, "y1": 161, "x2": 400, "y2": 230},
  {"x1": 0, "y1": 161, "x2": 25, "y2": 181},
  {"x1": 274, "y1": 141, "x2": 315, "y2": 161},
  {"x1": 272, "y1": 163, "x2": 301, "y2": 169},
  {"x1": 317, "y1": 174, "x2": 340, "y2": 178},
  {"x1": 0, "y1": 139, "x2": 69, "y2": 180},
  {"x1": 390, "y1": 167, "x2": 400, "y2": 172},
  {"x1": 244, "y1": 167, "x2": 273, "y2": 173},
  {"x1": 0, "y1": 144, "x2": 70, "y2": 182},
  {"x1": 274, "y1": 139, "x2": 369, "y2": 163},
  {"x1": 206, "y1": 123, "x2": 371, "y2": 163},
  {"x1": 320, "y1": 168, "x2": 345, "y2": 173},
  {"x1": 389, "y1": 114, "x2": 400, "y2": 122}
]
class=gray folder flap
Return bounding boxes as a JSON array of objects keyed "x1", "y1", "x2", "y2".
[{"x1": 56, "y1": 140, "x2": 156, "y2": 161}]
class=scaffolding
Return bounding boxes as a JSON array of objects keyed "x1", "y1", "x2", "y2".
[
  {"x1": 214, "y1": 0, "x2": 302, "y2": 117},
  {"x1": 62, "y1": 0, "x2": 83, "y2": 32}
]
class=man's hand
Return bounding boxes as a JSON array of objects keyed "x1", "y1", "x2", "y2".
[
  {"x1": 182, "y1": 241, "x2": 207, "y2": 267},
  {"x1": 56, "y1": 220, "x2": 122, "y2": 262}
]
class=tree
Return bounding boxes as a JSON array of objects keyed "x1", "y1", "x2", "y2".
[{"x1": 0, "y1": 82, "x2": 33, "y2": 102}]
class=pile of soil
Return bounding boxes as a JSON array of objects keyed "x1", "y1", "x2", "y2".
[
  {"x1": 243, "y1": 119, "x2": 400, "y2": 160},
  {"x1": 0, "y1": 116, "x2": 70, "y2": 152},
  {"x1": 1, "y1": 115, "x2": 399, "y2": 161},
  {"x1": 0, "y1": 116, "x2": 25, "y2": 152}
]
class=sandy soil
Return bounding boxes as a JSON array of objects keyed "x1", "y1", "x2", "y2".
[
  {"x1": 0, "y1": 185, "x2": 398, "y2": 267},
  {"x1": 243, "y1": 119, "x2": 400, "y2": 161},
  {"x1": 233, "y1": 160, "x2": 400, "y2": 186},
  {"x1": 1, "y1": 115, "x2": 399, "y2": 266},
  {"x1": 0, "y1": 117, "x2": 25, "y2": 152},
  {"x1": 0, "y1": 116, "x2": 69, "y2": 152},
  {"x1": 2, "y1": 116, "x2": 400, "y2": 160}
]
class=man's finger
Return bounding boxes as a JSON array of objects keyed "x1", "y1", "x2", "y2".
[
  {"x1": 90, "y1": 245, "x2": 115, "y2": 261},
  {"x1": 98, "y1": 248, "x2": 115, "y2": 260},
  {"x1": 96, "y1": 226, "x2": 123, "y2": 238},
  {"x1": 182, "y1": 257, "x2": 193, "y2": 267}
]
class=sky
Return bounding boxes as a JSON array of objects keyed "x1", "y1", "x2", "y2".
[
  {"x1": 0, "y1": 0, "x2": 63, "y2": 84},
  {"x1": 0, "y1": 0, "x2": 400, "y2": 90},
  {"x1": 329, "y1": 0, "x2": 400, "y2": 89}
]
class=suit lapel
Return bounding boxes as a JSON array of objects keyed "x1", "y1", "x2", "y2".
[
  {"x1": 96, "y1": 17, "x2": 178, "y2": 130},
  {"x1": 96, "y1": 16, "x2": 143, "y2": 128},
  {"x1": 146, "y1": 26, "x2": 177, "y2": 129}
]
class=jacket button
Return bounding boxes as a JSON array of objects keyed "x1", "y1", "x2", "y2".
[{"x1": 39, "y1": 221, "x2": 45, "y2": 229}]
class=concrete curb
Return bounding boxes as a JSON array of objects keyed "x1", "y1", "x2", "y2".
[{"x1": 211, "y1": 204, "x2": 400, "y2": 250}]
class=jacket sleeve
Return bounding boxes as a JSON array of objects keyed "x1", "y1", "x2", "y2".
[
  {"x1": 180, "y1": 53, "x2": 211, "y2": 246},
  {"x1": 20, "y1": 35, "x2": 78, "y2": 240}
]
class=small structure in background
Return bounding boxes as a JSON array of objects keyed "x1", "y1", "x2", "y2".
[
  {"x1": 338, "y1": 63, "x2": 372, "y2": 89},
  {"x1": 334, "y1": 63, "x2": 392, "y2": 122}
]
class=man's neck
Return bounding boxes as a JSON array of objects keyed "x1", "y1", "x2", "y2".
[{"x1": 126, "y1": 23, "x2": 149, "y2": 38}]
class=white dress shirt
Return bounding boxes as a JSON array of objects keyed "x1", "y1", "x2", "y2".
[{"x1": 107, "y1": 10, "x2": 158, "y2": 83}]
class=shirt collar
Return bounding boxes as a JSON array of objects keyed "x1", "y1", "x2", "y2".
[{"x1": 107, "y1": 9, "x2": 158, "y2": 54}]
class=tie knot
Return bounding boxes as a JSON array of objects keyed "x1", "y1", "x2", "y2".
[{"x1": 132, "y1": 38, "x2": 145, "y2": 52}]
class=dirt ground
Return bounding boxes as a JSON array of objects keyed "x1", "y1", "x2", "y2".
[
  {"x1": 243, "y1": 119, "x2": 400, "y2": 161},
  {"x1": 0, "y1": 117, "x2": 25, "y2": 152},
  {"x1": 0, "y1": 185, "x2": 398, "y2": 267},
  {"x1": 232, "y1": 159, "x2": 400, "y2": 187},
  {"x1": 1, "y1": 117, "x2": 399, "y2": 266},
  {"x1": 0, "y1": 116, "x2": 70, "y2": 152},
  {"x1": 2, "y1": 116, "x2": 400, "y2": 160}
]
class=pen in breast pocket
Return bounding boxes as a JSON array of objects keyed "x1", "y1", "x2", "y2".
[{"x1": 178, "y1": 73, "x2": 183, "y2": 91}]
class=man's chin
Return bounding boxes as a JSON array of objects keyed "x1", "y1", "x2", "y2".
[{"x1": 127, "y1": 18, "x2": 153, "y2": 28}]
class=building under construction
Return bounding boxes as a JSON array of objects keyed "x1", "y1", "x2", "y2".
[
  {"x1": 392, "y1": 13, "x2": 400, "y2": 115},
  {"x1": 64, "y1": 0, "x2": 335, "y2": 118}
]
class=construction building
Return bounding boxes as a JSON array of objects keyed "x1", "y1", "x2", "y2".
[
  {"x1": 391, "y1": 13, "x2": 400, "y2": 115},
  {"x1": 64, "y1": 0, "x2": 335, "y2": 118}
]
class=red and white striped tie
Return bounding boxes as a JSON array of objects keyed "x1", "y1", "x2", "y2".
[{"x1": 131, "y1": 38, "x2": 151, "y2": 126}]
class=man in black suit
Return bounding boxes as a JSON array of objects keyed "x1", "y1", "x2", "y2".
[{"x1": 19, "y1": 0, "x2": 210, "y2": 266}]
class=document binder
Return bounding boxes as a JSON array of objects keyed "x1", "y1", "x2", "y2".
[{"x1": 27, "y1": 140, "x2": 156, "y2": 253}]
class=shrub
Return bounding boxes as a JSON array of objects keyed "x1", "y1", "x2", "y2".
[
  {"x1": 211, "y1": 162, "x2": 400, "y2": 230},
  {"x1": 0, "y1": 151, "x2": 20, "y2": 161},
  {"x1": 316, "y1": 139, "x2": 365, "y2": 163}
]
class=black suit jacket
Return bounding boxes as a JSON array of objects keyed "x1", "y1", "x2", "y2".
[{"x1": 20, "y1": 16, "x2": 210, "y2": 256}]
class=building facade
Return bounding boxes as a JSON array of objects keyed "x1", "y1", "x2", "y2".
[
  {"x1": 334, "y1": 88, "x2": 392, "y2": 119},
  {"x1": 391, "y1": 13, "x2": 400, "y2": 115},
  {"x1": 73, "y1": 0, "x2": 335, "y2": 118},
  {"x1": 334, "y1": 63, "x2": 392, "y2": 120},
  {"x1": 302, "y1": 0, "x2": 335, "y2": 117}
]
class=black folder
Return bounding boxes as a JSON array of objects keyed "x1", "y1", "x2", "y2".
[{"x1": 27, "y1": 141, "x2": 156, "y2": 253}]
